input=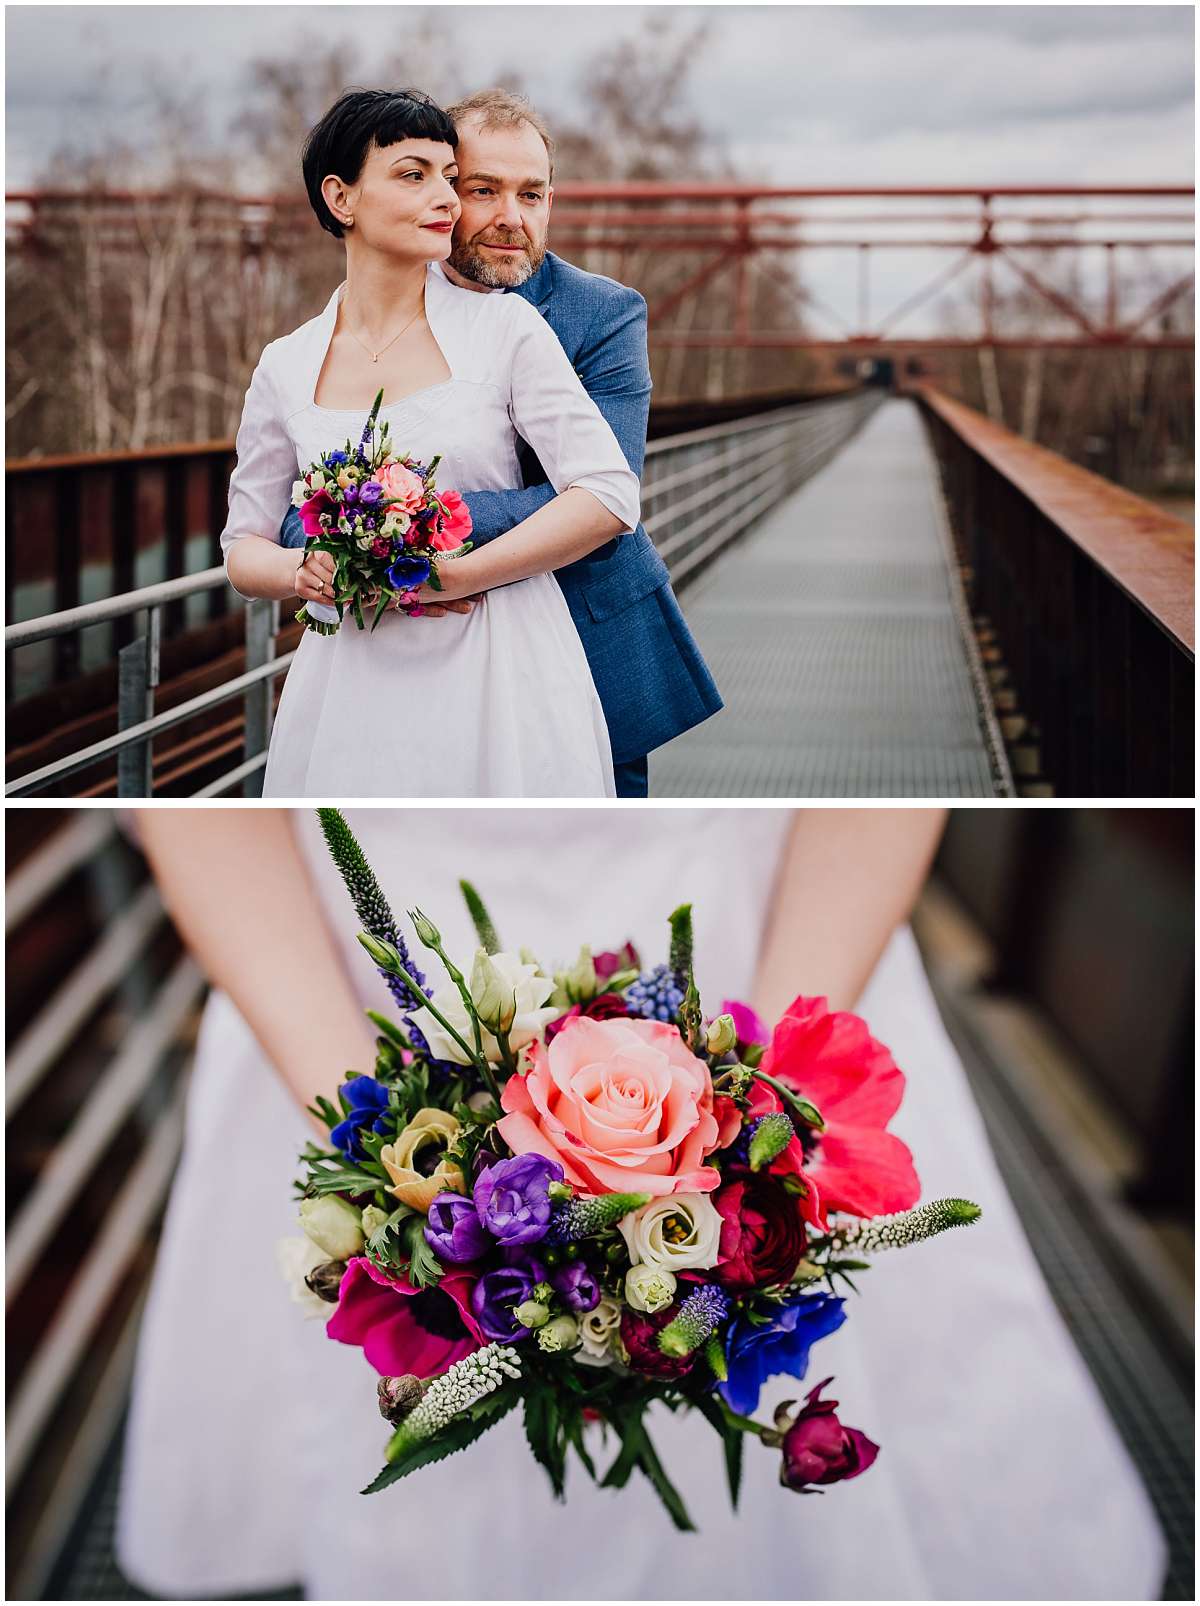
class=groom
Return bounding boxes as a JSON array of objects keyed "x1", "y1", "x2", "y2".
[{"x1": 282, "y1": 89, "x2": 721, "y2": 797}]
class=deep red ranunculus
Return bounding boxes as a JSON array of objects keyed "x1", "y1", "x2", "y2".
[
  {"x1": 779, "y1": 1376, "x2": 880, "y2": 1491},
  {"x1": 713, "y1": 1175, "x2": 807, "y2": 1291},
  {"x1": 620, "y1": 1304, "x2": 695, "y2": 1380},
  {"x1": 761, "y1": 996, "x2": 920, "y2": 1219},
  {"x1": 544, "y1": 991, "x2": 634, "y2": 1043}
]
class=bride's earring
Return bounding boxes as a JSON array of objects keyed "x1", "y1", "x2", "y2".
[{"x1": 342, "y1": 214, "x2": 354, "y2": 229}]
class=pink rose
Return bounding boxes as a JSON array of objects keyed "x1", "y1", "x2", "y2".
[
  {"x1": 497, "y1": 1016, "x2": 723, "y2": 1197},
  {"x1": 431, "y1": 488, "x2": 473, "y2": 552},
  {"x1": 376, "y1": 461, "x2": 426, "y2": 515}
]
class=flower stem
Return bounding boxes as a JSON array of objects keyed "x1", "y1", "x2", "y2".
[
  {"x1": 718, "y1": 1401, "x2": 767, "y2": 1439},
  {"x1": 745, "y1": 1068, "x2": 825, "y2": 1131},
  {"x1": 387, "y1": 959, "x2": 487, "y2": 1075}
]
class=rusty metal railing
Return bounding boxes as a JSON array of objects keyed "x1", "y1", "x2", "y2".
[{"x1": 914, "y1": 384, "x2": 1194, "y2": 797}]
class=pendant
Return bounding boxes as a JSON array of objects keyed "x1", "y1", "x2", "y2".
[{"x1": 372, "y1": 353, "x2": 378, "y2": 363}]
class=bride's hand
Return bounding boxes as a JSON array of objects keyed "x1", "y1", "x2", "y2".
[{"x1": 292, "y1": 546, "x2": 337, "y2": 605}]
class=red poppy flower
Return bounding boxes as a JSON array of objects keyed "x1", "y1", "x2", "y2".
[{"x1": 761, "y1": 996, "x2": 920, "y2": 1218}]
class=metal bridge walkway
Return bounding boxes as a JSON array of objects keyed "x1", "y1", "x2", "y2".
[{"x1": 653, "y1": 397, "x2": 1012, "y2": 798}]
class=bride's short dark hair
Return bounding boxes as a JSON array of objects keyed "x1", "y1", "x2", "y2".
[{"x1": 302, "y1": 88, "x2": 458, "y2": 238}]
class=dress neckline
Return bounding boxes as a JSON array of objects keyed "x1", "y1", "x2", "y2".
[
  {"x1": 310, "y1": 267, "x2": 454, "y2": 412},
  {"x1": 308, "y1": 379, "x2": 456, "y2": 415}
]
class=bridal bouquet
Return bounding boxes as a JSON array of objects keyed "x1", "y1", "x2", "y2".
[
  {"x1": 292, "y1": 389, "x2": 472, "y2": 634},
  {"x1": 284, "y1": 810, "x2": 981, "y2": 1528}
]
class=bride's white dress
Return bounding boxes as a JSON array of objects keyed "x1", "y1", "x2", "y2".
[
  {"x1": 222, "y1": 264, "x2": 638, "y2": 798},
  {"x1": 116, "y1": 810, "x2": 1166, "y2": 1600}
]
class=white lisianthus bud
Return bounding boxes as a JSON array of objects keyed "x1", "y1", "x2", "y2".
[
  {"x1": 298, "y1": 1195, "x2": 365, "y2": 1260},
  {"x1": 575, "y1": 1294, "x2": 625, "y2": 1369},
  {"x1": 619, "y1": 1192, "x2": 723, "y2": 1273},
  {"x1": 624, "y1": 1263, "x2": 677, "y2": 1314},
  {"x1": 537, "y1": 1314, "x2": 580, "y2": 1353},
  {"x1": 275, "y1": 1235, "x2": 331, "y2": 1318},
  {"x1": 566, "y1": 945, "x2": 598, "y2": 1003},
  {"x1": 410, "y1": 952, "x2": 557, "y2": 1066},
  {"x1": 291, "y1": 479, "x2": 309, "y2": 509},
  {"x1": 514, "y1": 1299, "x2": 551, "y2": 1329},
  {"x1": 706, "y1": 1013, "x2": 738, "y2": 1056},
  {"x1": 471, "y1": 948, "x2": 515, "y2": 1034},
  {"x1": 361, "y1": 1205, "x2": 390, "y2": 1238}
]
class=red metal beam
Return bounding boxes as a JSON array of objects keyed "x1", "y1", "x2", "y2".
[{"x1": 645, "y1": 334, "x2": 1195, "y2": 351}]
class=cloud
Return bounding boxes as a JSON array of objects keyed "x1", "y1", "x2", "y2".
[{"x1": 4, "y1": 3, "x2": 1194, "y2": 188}]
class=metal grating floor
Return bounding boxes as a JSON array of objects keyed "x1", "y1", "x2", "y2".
[{"x1": 652, "y1": 397, "x2": 1008, "y2": 798}]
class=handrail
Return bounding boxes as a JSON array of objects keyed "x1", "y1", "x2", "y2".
[
  {"x1": 5, "y1": 397, "x2": 881, "y2": 797},
  {"x1": 5, "y1": 566, "x2": 228, "y2": 647},
  {"x1": 914, "y1": 382, "x2": 1193, "y2": 796},
  {"x1": 913, "y1": 383, "x2": 1194, "y2": 654}
]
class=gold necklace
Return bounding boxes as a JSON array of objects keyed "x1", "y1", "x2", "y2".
[{"x1": 343, "y1": 300, "x2": 425, "y2": 364}]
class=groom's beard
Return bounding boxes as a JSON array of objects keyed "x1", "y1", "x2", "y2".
[{"x1": 448, "y1": 228, "x2": 546, "y2": 289}]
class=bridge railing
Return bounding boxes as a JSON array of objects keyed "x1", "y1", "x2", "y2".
[
  {"x1": 642, "y1": 390, "x2": 883, "y2": 588},
  {"x1": 6, "y1": 813, "x2": 203, "y2": 1598},
  {"x1": 5, "y1": 393, "x2": 882, "y2": 798},
  {"x1": 914, "y1": 383, "x2": 1194, "y2": 797}
]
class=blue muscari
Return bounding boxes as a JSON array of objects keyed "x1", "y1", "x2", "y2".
[
  {"x1": 625, "y1": 963, "x2": 685, "y2": 1023},
  {"x1": 721, "y1": 1291, "x2": 847, "y2": 1417}
]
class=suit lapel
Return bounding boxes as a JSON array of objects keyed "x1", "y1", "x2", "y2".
[{"x1": 511, "y1": 255, "x2": 555, "y2": 319}]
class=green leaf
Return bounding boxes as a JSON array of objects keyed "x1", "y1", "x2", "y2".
[
  {"x1": 367, "y1": 1010, "x2": 409, "y2": 1048},
  {"x1": 692, "y1": 1392, "x2": 744, "y2": 1511},
  {"x1": 306, "y1": 1094, "x2": 341, "y2": 1131},
  {"x1": 361, "y1": 1389, "x2": 517, "y2": 1494},
  {"x1": 523, "y1": 1389, "x2": 567, "y2": 1499},
  {"x1": 305, "y1": 1159, "x2": 386, "y2": 1198},
  {"x1": 635, "y1": 1417, "x2": 696, "y2": 1532},
  {"x1": 600, "y1": 1406, "x2": 645, "y2": 1491},
  {"x1": 564, "y1": 1410, "x2": 597, "y2": 1481},
  {"x1": 370, "y1": 590, "x2": 390, "y2": 633},
  {"x1": 401, "y1": 1215, "x2": 444, "y2": 1287}
]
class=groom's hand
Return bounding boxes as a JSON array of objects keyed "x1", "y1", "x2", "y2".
[{"x1": 417, "y1": 595, "x2": 481, "y2": 617}]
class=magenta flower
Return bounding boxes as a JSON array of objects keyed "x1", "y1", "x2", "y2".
[
  {"x1": 299, "y1": 488, "x2": 336, "y2": 538},
  {"x1": 721, "y1": 997, "x2": 771, "y2": 1050},
  {"x1": 325, "y1": 1257, "x2": 484, "y2": 1378}
]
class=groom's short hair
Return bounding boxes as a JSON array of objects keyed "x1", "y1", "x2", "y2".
[{"x1": 445, "y1": 89, "x2": 556, "y2": 182}]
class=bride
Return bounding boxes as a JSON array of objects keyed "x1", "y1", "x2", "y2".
[
  {"x1": 116, "y1": 808, "x2": 1165, "y2": 1600},
  {"x1": 223, "y1": 89, "x2": 639, "y2": 798}
]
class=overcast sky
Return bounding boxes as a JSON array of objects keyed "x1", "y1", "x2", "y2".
[
  {"x1": 7, "y1": 4, "x2": 1193, "y2": 185},
  {"x1": 6, "y1": 4, "x2": 1194, "y2": 333}
]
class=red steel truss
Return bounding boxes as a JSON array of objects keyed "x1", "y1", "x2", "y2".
[{"x1": 8, "y1": 183, "x2": 1194, "y2": 351}]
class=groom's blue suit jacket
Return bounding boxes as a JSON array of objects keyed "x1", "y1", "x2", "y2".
[{"x1": 281, "y1": 253, "x2": 722, "y2": 764}]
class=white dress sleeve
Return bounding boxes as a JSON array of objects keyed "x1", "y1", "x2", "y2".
[
  {"x1": 504, "y1": 300, "x2": 640, "y2": 534},
  {"x1": 219, "y1": 352, "x2": 297, "y2": 578}
]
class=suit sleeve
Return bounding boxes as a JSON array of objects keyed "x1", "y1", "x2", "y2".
[{"x1": 573, "y1": 284, "x2": 653, "y2": 479}]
